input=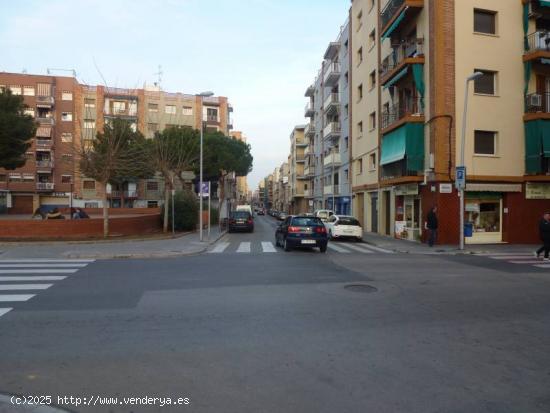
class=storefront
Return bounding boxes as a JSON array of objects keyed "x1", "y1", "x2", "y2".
[
  {"x1": 326, "y1": 196, "x2": 351, "y2": 215},
  {"x1": 393, "y1": 184, "x2": 422, "y2": 241}
]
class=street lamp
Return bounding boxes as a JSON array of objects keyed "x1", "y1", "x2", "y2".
[
  {"x1": 458, "y1": 72, "x2": 484, "y2": 250},
  {"x1": 197, "y1": 91, "x2": 214, "y2": 242}
]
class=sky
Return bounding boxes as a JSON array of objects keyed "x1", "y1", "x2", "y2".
[{"x1": 0, "y1": 0, "x2": 349, "y2": 191}]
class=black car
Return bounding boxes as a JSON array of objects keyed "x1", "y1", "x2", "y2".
[
  {"x1": 257, "y1": 209, "x2": 265, "y2": 215},
  {"x1": 228, "y1": 211, "x2": 254, "y2": 233},
  {"x1": 275, "y1": 215, "x2": 328, "y2": 252}
]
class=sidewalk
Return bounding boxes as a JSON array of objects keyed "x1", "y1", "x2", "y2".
[
  {"x1": 362, "y1": 231, "x2": 539, "y2": 255},
  {"x1": 0, "y1": 227, "x2": 225, "y2": 260}
]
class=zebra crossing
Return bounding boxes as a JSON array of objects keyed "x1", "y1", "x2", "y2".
[
  {"x1": 208, "y1": 241, "x2": 392, "y2": 255},
  {"x1": 0, "y1": 259, "x2": 95, "y2": 320},
  {"x1": 483, "y1": 253, "x2": 550, "y2": 270}
]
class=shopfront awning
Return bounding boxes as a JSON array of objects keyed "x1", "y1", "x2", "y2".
[
  {"x1": 465, "y1": 183, "x2": 522, "y2": 193},
  {"x1": 540, "y1": 0, "x2": 550, "y2": 7},
  {"x1": 381, "y1": 10, "x2": 407, "y2": 40},
  {"x1": 380, "y1": 123, "x2": 425, "y2": 171},
  {"x1": 383, "y1": 67, "x2": 409, "y2": 90}
]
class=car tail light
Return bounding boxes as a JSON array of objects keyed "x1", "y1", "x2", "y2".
[
  {"x1": 247, "y1": 219, "x2": 253, "y2": 224},
  {"x1": 288, "y1": 226, "x2": 300, "y2": 233},
  {"x1": 315, "y1": 226, "x2": 327, "y2": 234},
  {"x1": 229, "y1": 219, "x2": 236, "y2": 224}
]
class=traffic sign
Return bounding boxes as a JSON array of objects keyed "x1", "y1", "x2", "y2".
[{"x1": 455, "y1": 166, "x2": 466, "y2": 190}]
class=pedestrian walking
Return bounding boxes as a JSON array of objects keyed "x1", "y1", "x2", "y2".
[
  {"x1": 535, "y1": 212, "x2": 550, "y2": 261},
  {"x1": 426, "y1": 206, "x2": 438, "y2": 247}
]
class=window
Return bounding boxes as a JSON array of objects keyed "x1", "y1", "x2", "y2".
[
  {"x1": 344, "y1": 71, "x2": 349, "y2": 87},
  {"x1": 9, "y1": 173, "x2": 22, "y2": 182},
  {"x1": 358, "y1": 84, "x2": 363, "y2": 101},
  {"x1": 357, "y1": 47, "x2": 363, "y2": 64},
  {"x1": 0, "y1": 174, "x2": 6, "y2": 182},
  {"x1": 344, "y1": 104, "x2": 349, "y2": 118},
  {"x1": 474, "y1": 130, "x2": 496, "y2": 155},
  {"x1": 84, "y1": 120, "x2": 95, "y2": 129},
  {"x1": 61, "y1": 175, "x2": 72, "y2": 184},
  {"x1": 61, "y1": 132, "x2": 73, "y2": 142},
  {"x1": 9, "y1": 85, "x2": 22, "y2": 95},
  {"x1": 474, "y1": 9, "x2": 496, "y2": 35},
  {"x1": 356, "y1": 9, "x2": 363, "y2": 31},
  {"x1": 113, "y1": 101, "x2": 126, "y2": 113},
  {"x1": 147, "y1": 181, "x2": 159, "y2": 191},
  {"x1": 165, "y1": 105, "x2": 176, "y2": 115},
  {"x1": 83, "y1": 180, "x2": 96, "y2": 190},
  {"x1": 474, "y1": 70, "x2": 496, "y2": 95},
  {"x1": 22, "y1": 173, "x2": 34, "y2": 181},
  {"x1": 345, "y1": 136, "x2": 349, "y2": 149},
  {"x1": 61, "y1": 112, "x2": 73, "y2": 121},
  {"x1": 369, "y1": 112, "x2": 376, "y2": 130},
  {"x1": 84, "y1": 98, "x2": 95, "y2": 108},
  {"x1": 369, "y1": 29, "x2": 376, "y2": 48},
  {"x1": 62, "y1": 91, "x2": 73, "y2": 101},
  {"x1": 358, "y1": 121, "x2": 363, "y2": 135},
  {"x1": 62, "y1": 153, "x2": 73, "y2": 161},
  {"x1": 24, "y1": 108, "x2": 35, "y2": 117},
  {"x1": 369, "y1": 153, "x2": 377, "y2": 170},
  {"x1": 37, "y1": 83, "x2": 51, "y2": 96},
  {"x1": 357, "y1": 158, "x2": 363, "y2": 174},
  {"x1": 369, "y1": 70, "x2": 376, "y2": 88},
  {"x1": 344, "y1": 39, "x2": 349, "y2": 54},
  {"x1": 23, "y1": 86, "x2": 35, "y2": 96},
  {"x1": 182, "y1": 106, "x2": 193, "y2": 116},
  {"x1": 148, "y1": 103, "x2": 158, "y2": 112}
]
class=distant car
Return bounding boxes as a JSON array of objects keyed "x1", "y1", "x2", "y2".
[
  {"x1": 324, "y1": 215, "x2": 363, "y2": 242},
  {"x1": 271, "y1": 210, "x2": 280, "y2": 218},
  {"x1": 228, "y1": 211, "x2": 254, "y2": 233},
  {"x1": 277, "y1": 212, "x2": 288, "y2": 221},
  {"x1": 275, "y1": 215, "x2": 328, "y2": 253},
  {"x1": 257, "y1": 209, "x2": 265, "y2": 215},
  {"x1": 314, "y1": 209, "x2": 334, "y2": 223}
]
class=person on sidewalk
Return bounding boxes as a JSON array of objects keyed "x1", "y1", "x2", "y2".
[
  {"x1": 426, "y1": 206, "x2": 438, "y2": 247},
  {"x1": 535, "y1": 212, "x2": 550, "y2": 261}
]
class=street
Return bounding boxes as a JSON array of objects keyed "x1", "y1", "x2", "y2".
[{"x1": 1, "y1": 215, "x2": 550, "y2": 412}]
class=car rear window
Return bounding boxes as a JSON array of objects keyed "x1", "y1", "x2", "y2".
[
  {"x1": 338, "y1": 217, "x2": 360, "y2": 226},
  {"x1": 291, "y1": 217, "x2": 323, "y2": 226},
  {"x1": 232, "y1": 211, "x2": 251, "y2": 219}
]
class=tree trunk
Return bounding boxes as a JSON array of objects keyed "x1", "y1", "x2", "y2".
[
  {"x1": 163, "y1": 184, "x2": 170, "y2": 233},
  {"x1": 102, "y1": 182, "x2": 109, "y2": 238}
]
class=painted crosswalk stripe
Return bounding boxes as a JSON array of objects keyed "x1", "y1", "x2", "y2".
[
  {"x1": 0, "y1": 264, "x2": 88, "y2": 268},
  {"x1": 0, "y1": 308, "x2": 12, "y2": 318},
  {"x1": 0, "y1": 294, "x2": 35, "y2": 302},
  {"x1": 509, "y1": 260, "x2": 548, "y2": 264},
  {"x1": 353, "y1": 243, "x2": 393, "y2": 254},
  {"x1": 535, "y1": 264, "x2": 550, "y2": 269},
  {"x1": 327, "y1": 243, "x2": 351, "y2": 253},
  {"x1": 0, "y1": 284, "x2": 53, "y2": 291},
  {"x1": 0, "y1": 259, "x2": 94, "y2": 263},
  {"x1": 0, "y1": 269, "x2": 78, "y2": 274},
  {"x1": 0, "y1": 276, "x2": 67, "y2": 282},
  {"x1": 340, "y1": 244, "x2": 374, "y2": 254},
  {"x1": 237, "y1": 242, "x2": 251, "y2": 253},
  {"x1": 480, "y1": 253, "x2": 532, "y2": 256},
  {"x1": 489, "y1": 256, "x2": 537, "y2": 260},
  {"x1": 261, "y1": 242, "x2": 277, "y2": 253},
  {"x1": 209, "y1": 242, "x2": 230, "y2": 253}
]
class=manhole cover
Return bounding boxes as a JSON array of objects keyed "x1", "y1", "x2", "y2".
[{"x1": 344, "y1": 284, "x2": 378, "y2": 293}]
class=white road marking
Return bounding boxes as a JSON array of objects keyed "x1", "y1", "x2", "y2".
[
  {"x1": 209, "y1": 242, "x2": 230, "y2": 253},
  {"x1": 0, "y1": 269, "x2": 78, "y2": 274},
  {"x1": 0, "y1": 308, "x2": 12, "y2": 318},
  {"x1": 0, "y1": 276, "x2": 67, "y2": 281},
  {"x1": 261, "y1": 242, "x2": 277, "y2": 253},
  {"x1": 327, "y1": 243, "x2": 351, "y2": 253},
  {"x1": 0, "y1": 259, "x2": 94, "y2": 263},
  {"x1": 509, "y1": 260, "x2": 548, "y2": 264},
  {"x1": 0, "y1": 294, "x2": 35, "y2": 302},
  {"x1": 479, "y1": 253, "x2": 532, "y2": 256},
  {"x1": 489, "y1": 256, "x2": 538, "y2": 260},
  {"x1": 0, "y1": 284, "x2": 53, "y2": 290},
  {"x1": 0, "y1": 264, "x2": 88, "y2": 268},
  {"x1": 535, "y1": 264, "x2": 550, "y2": 269},
  {"x1": 339, "y1": 244, "x2": 374, "y2": 254},
  {"x1": 353, "y1": 243, "x2": 393, "y2": 254},
  {"x1": 237, "y1": 242, "x2": 251, "y2": 253}
]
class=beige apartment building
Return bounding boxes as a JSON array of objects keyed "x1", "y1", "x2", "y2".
[
  {"x1": 349, "y1": 0, "x2": 550, "y2": 245},
  {"x1": 230, "y1": 131, "x2": 249, "y2": 203},
  {"x1": 289, "y1": 125, "x2": 309, "y2": 214}
]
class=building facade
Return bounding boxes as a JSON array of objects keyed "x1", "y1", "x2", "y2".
[{"x1": 289, "y1": 125, "x2": 309, "y2": 214}]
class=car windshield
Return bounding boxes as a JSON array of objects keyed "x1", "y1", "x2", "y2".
[
  {"x1": 338, "y1": 217, "x2": 360, "y2": 226},
  {"x1": 291, "y1": 217, "x2": 323, "y2": 226},
  {"x1": 232, "y1": 211, "x2": 251, "y2": 219}
]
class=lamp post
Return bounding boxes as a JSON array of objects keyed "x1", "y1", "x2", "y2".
[
  {"x1": 197, "y1": 91, "x2": 214, "y2": 242},
  {"x1": 458, "y1": 72, "x2": 484, "y2": 250}
]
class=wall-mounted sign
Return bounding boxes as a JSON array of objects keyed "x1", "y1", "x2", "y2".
[
  {"x1": 526, "y1": 182, "x2": 550, "y2": 199},
  {"x1": 439, "y1": 183, "x2": 453, "y2": 194},
  {"x1": 455, "y1": 166, "x2": 466, "y2": 190},
  {"x1": 394, "y1": 184, "x2": 418, "y2": 196}
]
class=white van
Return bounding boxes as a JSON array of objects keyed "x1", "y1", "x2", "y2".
[{"x1": 314, "y1": 209, "x2": 334, "y2": 222}]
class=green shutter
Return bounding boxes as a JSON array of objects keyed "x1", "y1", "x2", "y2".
[
  {"x1": 381, "y1": 10, "x2": 407, "y2": 40},
  {"x1": 543, "y1": 122, "x2": 550, "y2": 157},
  {"x1": 540, "y1": 0, "x2": 550, "y2": 7},
  {"x1": 380, "y1": 127, "x2": 407, "y2": 165},
  {"x1": 525, "y1": 120, "x2": 542, "y2": 173},
  {"x1": 383, "y1": 67, "x2": 409, "y2": 90},
  {"x1": 380, "y1": 123, "x2": 425, "y2": 171}
]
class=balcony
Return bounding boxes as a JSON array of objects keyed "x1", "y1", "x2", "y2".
[
  {"x1": 35, "y1": 139, "x2": 53, "y2": 148},
  {"x1": 36, "y1": 183, "x2": 54, "y2": 191},
  {"x1": 107, "y1": 190, "x2": 122, "y2": 198},
  {"x1": 36, "y1": 160, "x2": 53, "y2": 168},
  {"x1": 323, "y1": 93, "x2": 340, "y2": 115},
  {"x1": 295, "y1": 154, "x2": 306, "y2": 163},
  {"x1": 324, "y1": 42, "x2": 341, "y2": 61},
  {"x1": 524, "y1": 31, "x2": 550, "y2": 62},
  {"x1": 305, "y1": 84, "x2": 315, "y2": 98},
  {"x1": 525, "y1": 92, "x2": 550, "y2": 121},
  {"x1": 304, "y1": 189, "x2": 312, "y2": 198},
  {"x1": 380, "y1": 39, "x2": 424, "y2": 86},
  {"x1": 381, "y1": 96, "x2": 425, "y2": 132},
  {"x1": 205, "y1": 115, "x2": 220, "y2": 124},
  {"x1": 36, "y1": 96, "x2": 54, "y2": 107},
  {"x1": 323, "y1": 122, "x2": 341, "y2": 140},
  {"x1": 324, "y1": 152, "x2": 341, "y2": 168},
  {"x1": 305, "y1": 122, "x2": 316, "y2": 137},
  {"x1": 124, "y1": 191, "x2": 138, "y2": 198},
  {"x1": 36, "y1": 117, "x2": 55, "y2": 126},
  {"x1": 380, "y1": 0, "x2": 424, "y2": 40},
  {"x1": 304, "y1": 165, "x2": 315, "y2": 177},
  {"x1": 323, "y1": 62, "x2": 341, "y2": 87},
  {"x1": 324, "y1": 185, "x2": 341, "y2": 196},
  {"x1": 304, "y1": 101, "x2": 315, "y2": 118}
]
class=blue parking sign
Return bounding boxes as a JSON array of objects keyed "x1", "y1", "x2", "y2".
[{"x1": 455, "y1": 166, "x2": 466, "y2": 190}]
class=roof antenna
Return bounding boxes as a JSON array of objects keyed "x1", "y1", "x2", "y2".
[{"x1": 153, "y1": 64, "x2": 163, "y2": 88}]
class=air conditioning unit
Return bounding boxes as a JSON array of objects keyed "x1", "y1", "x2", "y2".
[{"x1": 529, "y1": 94, "x2": 542, "y2": 108}]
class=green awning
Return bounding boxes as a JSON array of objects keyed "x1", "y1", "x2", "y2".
[
  {"x1": 543, "y1": 123, "x2": 550, "y2": 156},
  {"x1": 540, "y1": 0, "x2": 550, "y2": 7},
  {"x1": 380, "y1": 123, "x2": 425, "y2": 171},
  {"x1": 381, "y1": 10, "x2": 406, "y2": 40},
  {"x1": 524, "y1": 119, "x2": 550, "y2": 174},
  {"x1": 383, "y1": 67, "x2": 408, "y2": 90}
]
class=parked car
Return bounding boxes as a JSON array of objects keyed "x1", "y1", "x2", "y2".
[
  {"x1": 314, "y1": 209, "x2": 334, "y2": 222},
  {"x1": 257, "y1": 209, "x2": 265, "y2": 215},
  {"x1": 236, "y1": 205, "x2": 253, "y2": 216},
  {"x1": 271, "y1": 210, "x2": 279, "y2": 218},
  {"x1": 275, "y1": 215, "x2": 328, "y2": 252},
  {"x1": 324, "y1": 215, "x2": 363, "y2": 241},
  {"x1": 277, "y1": 212, "x2": 288, "y2": 221},
  {"x1": 228, "y1": 211, "x2": 254, "y2": 233}
]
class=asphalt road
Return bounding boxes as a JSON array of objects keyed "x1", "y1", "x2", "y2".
[{"x1": 0, "y1": 215, "x2": 549, "y2": 413}]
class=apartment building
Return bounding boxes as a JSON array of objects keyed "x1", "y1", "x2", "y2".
[
  {"x1": 348, "y1": 0, "x2": 550, "y2": 244},
  {"x1": 289, "y1": 125, "x2": 309, "y2": 214},
  {"x1": 0, "y1": 73, "x2": 79, "y2": 214},
  {"x1": 230, "y1": 131, "x2": 249, "y2": 203},
  {"x1": 0, "y1": 72, "x2": 235, "y2": 213}
]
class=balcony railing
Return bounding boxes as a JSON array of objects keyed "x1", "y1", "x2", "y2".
[
  {"x1": 205, "y1": 115, "x2": 219, "y2": 123},
  {"x1": 124, "y1": 191, "x2": 138, "y2": 198},
  {"x1": 36, "y1": 117, "x2": 55, "y2": 125},
  {"x1": 323, "y1": 122, "x2": 341, "y2": 139},
  {"x1": 381, "y1": 0, "x2": 406, "y2": 29},
  {"x1": 304, "y1": 101, "x2": 315, "y2": 117},
  {"x1": 323, "y1": 185, "x2": 341, "y2": 196},
  {"x1": 36, "y1": 96, "x2": 54, "y2": 106},
  {"x1": 323, "y1": 152, "x2": 341, "y2": 167},
  {"x1": 380, "y1": 39, "x2": 424, "y2": 80},
  {"x1": 36, "y1": 160, "x2": 53, "y2": 168},
  {"x1": 35, "y1": 139, "x2": 53, "y2": 147},
  {"x1": 305, "y1": 122, "x2": 315, "y2": 137},
  {"x1": 381, "y1": 96, "x2": 424, "y2": 130},
  {"x1": 526, "y1": 92, "x2": 550, "y2": 113},
  {"x1": 526, "y1": 31, "x2": 550, "y2": 53},
  {"x1": 36, "y1": 183, "x2": 54, "y2": 190},
  {"x1": 323, "y1": 93, "x2": 340, "y2": 113},
  {"x1": 108, "y1": 190, "x2": 122, "y2": 198},
  {"x1": 323, "y1": 62, "x2": 341, "y2": 87}
]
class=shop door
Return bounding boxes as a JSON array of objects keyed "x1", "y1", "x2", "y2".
[
  {"x1": 384, "y1": 191, "x2": 391, "y2": 235},
  {"x1": 357, "y1": 193, "x2": 365, "y2": 228},
  {"x1": 0, "y1": 192, "x2": 7, "y2": 214},
  {"x1": 371, "y1": 194, "x2": 378, "y2": 233},
  {"x1": 10, "y1": 195, "x2": 33, "y2": 214}
]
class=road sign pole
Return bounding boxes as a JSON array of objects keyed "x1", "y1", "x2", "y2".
[{"x1": 208, "y1": 181, "x2": 211, "y2": 241}]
